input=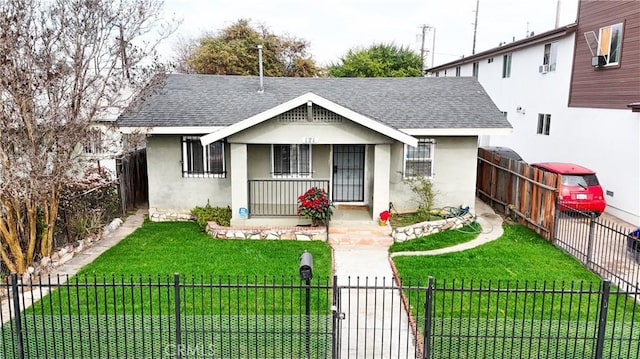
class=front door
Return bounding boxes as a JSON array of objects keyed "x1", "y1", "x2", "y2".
[{"x1": 332, "y1": 145, "x2": 365, "y2": 202}]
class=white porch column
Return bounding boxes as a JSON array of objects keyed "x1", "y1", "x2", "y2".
[
  {"x1": 372, "y1": 144, "x2": 391, "y2": 221},
  {"x1": 230, "y1": 143, "x2": 248, "y2": 226}
]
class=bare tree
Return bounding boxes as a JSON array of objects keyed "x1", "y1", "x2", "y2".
[{"x1": 0, "y1": 0, "x2": 175, "y2": 273}]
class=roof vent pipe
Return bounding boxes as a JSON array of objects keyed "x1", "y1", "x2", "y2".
[{"x1": 257, "y1": 45, "x2": 264, "y2": 93}]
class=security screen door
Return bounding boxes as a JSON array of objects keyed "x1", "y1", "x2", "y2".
[{"x1": 332, "y1": 145, "x2": 365, "y2": 202}]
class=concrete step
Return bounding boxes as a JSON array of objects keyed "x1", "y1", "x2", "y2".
[{"x1": 328, "y1": 223, "x2": 393, "y2": 246}]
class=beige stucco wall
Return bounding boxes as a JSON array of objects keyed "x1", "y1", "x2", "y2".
[
  {"x1": 146, "y1": 135, "x2": 231, "y2": 216},
  {"x1": 389, "y1": 136, "x2": 478, "y2": 213},
  {"x1": 229, "y1": 118, "x2": 393, "y2": 145}
]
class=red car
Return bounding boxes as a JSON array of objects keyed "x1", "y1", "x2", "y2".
[{"x1": 531, "y1": 162, "x2": 606, "y2": 217}]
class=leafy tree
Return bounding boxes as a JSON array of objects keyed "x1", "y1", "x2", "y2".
[
  {"x1": 328, "y1": 43, "x2": 423, "y2": 77},
  {"x1": 0, "y1": 0, "x2": 174, "y2": 274},
  {"x1": 179, "y1": 19, "x2": 320, "y2": 77}
]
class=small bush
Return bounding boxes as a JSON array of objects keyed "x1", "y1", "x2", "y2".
[{"x1": 191, "y1": 203, "x2": 232, "y2": 230}]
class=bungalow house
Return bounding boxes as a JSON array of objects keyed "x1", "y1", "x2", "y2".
[{"x1": 117, "y1": 74, "x2": 511, "y2": 226}]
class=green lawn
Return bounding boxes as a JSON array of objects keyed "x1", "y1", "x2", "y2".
[
  {"x1": 392, "y1": 224, "x2": 640, "y2": 358},
  {"x1": 393, "y1": 224, "x2": 600, "y2": 282},
  {"x1": 7, "y1": 221, "x2": 334, "y2": 358},
  {"x1": 389, "y1": 223, "x2": 482, "y2": 252},
  {"x1": 78, "y1": 221, "x2": 332, "y2": 278}
]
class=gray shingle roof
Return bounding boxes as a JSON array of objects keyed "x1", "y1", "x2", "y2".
[{"x1": 117, "y1": 74, "x2": 511, "y2": 130}]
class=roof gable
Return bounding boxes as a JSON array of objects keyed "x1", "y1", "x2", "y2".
[{"x1": 200, "y1": 92, "x2": 418, "y2": 147}]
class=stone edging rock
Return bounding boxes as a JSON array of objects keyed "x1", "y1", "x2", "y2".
[
  {"x1": 16, "y1": 218, "x2": 124, "y2": 283},
  {"x1": 206, "y1": 222, "x2": 326, "y2": 241},
  {"x1": 391, "y1": 213, "x2": 474, "y2": 242}
]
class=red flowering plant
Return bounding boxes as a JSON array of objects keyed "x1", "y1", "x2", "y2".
[
  {"x1": 297, "y1": 187, "x2": 333, "y2": 226},
  {"x1": 379, "y1": 210, "x2": 390, "y2": 223}
]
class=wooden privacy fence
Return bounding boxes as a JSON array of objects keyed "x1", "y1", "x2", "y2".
[
  {"x1": 477, "y1": 148, "x2": 560, "y2": 240},
  {"x1": 116, "y1": 148, "x2": 148, "y2": 215}
]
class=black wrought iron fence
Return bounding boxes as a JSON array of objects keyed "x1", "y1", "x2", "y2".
[
  {"x1": 553, "y1": 208, "x2": 640, "y2": 293},
  {"x1": 1, "y1": 275, "x2": 639, "y2": 359},
  {"x1": 248, "y1": 179, "x2": 330, "y2": 217}
]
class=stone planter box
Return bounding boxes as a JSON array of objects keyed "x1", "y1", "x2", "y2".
[
  {"x1": 206, "y1": 222, "x2": 326, "y2": 241},
  {"x1": 391, "y1": 213, "x2": 474, "y2": 243}
]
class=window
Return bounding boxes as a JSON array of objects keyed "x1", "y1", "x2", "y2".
[
  {"x1": 537, "y1": 114, "x2": 551, "y2": 136},
  {"x1": 502, "y1": 53, "x2": 512, "y2": 78},
  {"x1": 472, "y1": 62, "x2": 479, "y2": 78},
  {"x1": 435, "y1": 71, "x2": 440, "y2": 77},
  {"x1": 272, "y1": 144, "x2": 311, "y2": 178},
  {"x1": 181, "y1": 136, "x2": 225, "y2": 178},
  {"x1": 542, "y1": 42, "x2": 558, "y2": 71},
  {"x1": 404, "y1": 138, "x2": 434, "y2": 178},
  {"x1": 455, "y1": 66, "x2": 461, "y2": 77},
  {"x1": 487, "y1": 58, "x2": 494, "y2": 63},
  {"x1": 501, "y1": 111, "x2": 508, "y2": 118},
  {"x1": 598, "y1": 23, "x2": 623, "y2": 66},
  {"x1": 83, "y1": 132, "x2": 103, "y2": 155}
]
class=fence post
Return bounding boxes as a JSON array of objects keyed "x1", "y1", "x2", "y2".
[
  {"x1": 594, "y1": 280, "x2": 610, "y2": 359},
  {"x1": 174, "y1": 273, "x2": 182, "y2": 359},
  {"x1": 586, "y1": 217, "x2": 596, "y2": 268},
  {"x1": 331, "y1": 275, "x2": 338, "y2": 359},
  {"x1": 10, "y1": 273, "x2": 25, "y2": 359},
  {"x1": 422, "y1": 277, "x2": 434, "y2": 359}
]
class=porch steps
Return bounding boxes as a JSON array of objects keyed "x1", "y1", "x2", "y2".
[{"x1": 328, "y1": 223, "x2": 393, "y2": 246}]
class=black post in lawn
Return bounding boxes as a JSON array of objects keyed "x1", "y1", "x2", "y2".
[{"x1": 299, "y1": 251, "x2": 314, "y2": 359}]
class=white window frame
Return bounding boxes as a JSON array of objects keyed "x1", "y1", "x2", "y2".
[
  {"x1": 502, "y1": 53, "x2": 512, "y2": 78},
  {"x1": 83, "y1": 132, "x2": 103, "y2": 155},
  {"x1": 542, "y1": 42, "x2": 559, "y2": 71},
  {"x1": 271, "y1": 144, "x2": 312, "y2": 178},
  {"x1": 536, "y1": 114, "x2": 551, "y2": 136},
  {"x1": 181, "y1": 136, "x2": 226, "y2": 178},
  {"x1": 403, "y1": 138, "x2": 435, "y2": 179},
  {"x1": 598, "y1": 23, "x2": 623, "y2": 66}
]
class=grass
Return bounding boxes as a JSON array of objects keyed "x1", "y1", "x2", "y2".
[
  {"x1": 78, "y1": 221, "x2": 332, "y2": 278},
  {"x1": 388, "y1": 223, "x2": 482, "y2": 252},
  {"x1": 393, "y1": 224, "x2": 600, "y2": 282},
  {"x1": 392, "y1": 224, "x2": 640, "y2": 358},
  {"x1": 6, "y1": 220, "x2": 334, "y2": 358}
]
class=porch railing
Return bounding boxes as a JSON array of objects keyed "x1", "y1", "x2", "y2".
[{"x1": 248, "y1": 179, "x2": 330, "y2": 217}]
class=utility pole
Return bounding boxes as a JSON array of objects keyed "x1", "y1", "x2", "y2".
[
  {"x1": 472, "y1": 0, "x2": 480, "y2": 54},
  {"x1": 418, "y1": 25, "x2": 436, "y2": 72},
  {"x1": 419, "y1": 24, "x2": 428, "y2": 71}
]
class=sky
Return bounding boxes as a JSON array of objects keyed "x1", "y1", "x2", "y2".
[{"x1": 158, "y1": 0, "x2": 580, "y2": 68}]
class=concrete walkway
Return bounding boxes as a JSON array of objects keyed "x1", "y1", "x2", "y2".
[{"x1": 330, "y1": 198, "x2": 504, "y2": 358}]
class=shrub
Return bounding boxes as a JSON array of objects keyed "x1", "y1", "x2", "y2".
[
  {"x1": 403, "y1": 176, "x2": 438, "y2": 222},
  {"x1": 191, "y1": 203, "x2": 232, "y2": 230},
  {"x1": 56, "y1": 167, "x2": 119, "y2": 246}
]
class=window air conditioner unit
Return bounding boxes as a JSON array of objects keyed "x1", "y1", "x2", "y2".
[
  {"x1": 592, "y1": 55, "x2": 606, "y2": 67},
  {"x1": 538, "y1": 64, "x2": 550, "y2": 74}
]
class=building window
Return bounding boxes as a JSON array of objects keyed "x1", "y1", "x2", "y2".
[
  {"x1": 455, "y1": 66, "x2": 461, "y2": 77},
  {"x1": 502, "y1": 53, "x2": 512, "y2": 78},
  {"x1": 487, "y1": 58, "x2": 494, "y2": 63},
  {"x1": 435, "y1": 71, "x2": 440, "y2": 77},
  {"x1": 272, "y1": 144, "x2": 311, "y2": 178},
  {"x1": 542, "y1": 42, "x2": 558, "y2": 71},
  {"x1": 501, "y1": 111, "x2": 508, "y2": 118},
  {"x1": 83, "y1": 131, "x2": 103, "y2": 155},
  {"x1": 472, "y1": 62, "x2": 479, "y2": 78},
  {"x1": 598, "y1": 23, "x2": 623, "y2": 66},
  {"x1": 537, "y1": 114, "x2": 551, "y2": 136},
  {"x1": 181, "y1": 136, "x2": 226, "y2": 178},
  {"x1": 404, "y1": 138, "x2": 434, "y2": 178}
]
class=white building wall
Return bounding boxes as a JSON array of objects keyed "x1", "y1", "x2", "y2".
[{"x1": 436, "y1": 33, "x2": 640, "y2": 225}]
